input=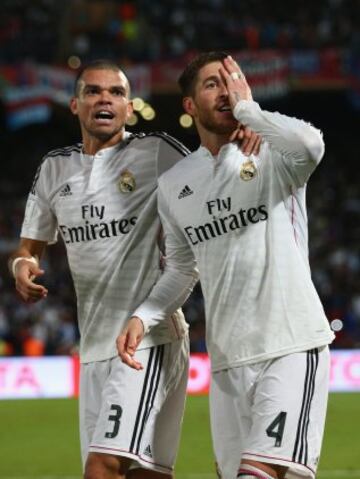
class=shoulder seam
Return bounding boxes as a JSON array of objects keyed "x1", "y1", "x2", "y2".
[
  {"x1": 45, "y1": 143, "x2": 82, "y2": 158},
  {"x1": 30, "y1": 143, "x2": 81, "y2": 194},
  {"x1": 129, "y1": 131, "x2": 190, "y2": 157}
]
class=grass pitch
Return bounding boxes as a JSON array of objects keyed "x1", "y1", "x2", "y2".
[{"x1": 0, "y1": 393, "x2": 359, "y2": 479}]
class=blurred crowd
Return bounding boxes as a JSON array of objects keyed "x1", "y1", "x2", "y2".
[
  {"x1": 0, "y1": 0, "x2": 359, "y2": 65},
  {"x1": 0, "y1": 0, "x2": 359, "y2": 357}
]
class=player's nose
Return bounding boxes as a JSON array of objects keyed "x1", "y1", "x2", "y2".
[
  {"x1": 218, "y1": 81, "x2": 228, "y2": 97},
  {"x1": 99, "y1": 89, "x2": 112, "y2": 102}
]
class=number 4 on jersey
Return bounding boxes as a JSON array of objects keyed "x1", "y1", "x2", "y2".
[{"x1": 266, "y1": 411, "x2": 287, "y2": 447}]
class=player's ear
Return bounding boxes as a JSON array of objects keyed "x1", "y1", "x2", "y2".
[
  {"x1": 126, "y1": 100, "x2": 134, "y2": 120},
  {"x1": 183, "y1": 96, "x2": 195, "y2": 117},
  {"x1": 70, "y1": 97, "x2": 78, "y2": 116}
]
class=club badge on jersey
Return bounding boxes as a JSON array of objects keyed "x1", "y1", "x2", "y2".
[
  {"x1": 118, "y1": 170, "x2": 136, "y2": 193},
  {"x1": 240, "y1": 159, "x2": 257, "y2": 181}
]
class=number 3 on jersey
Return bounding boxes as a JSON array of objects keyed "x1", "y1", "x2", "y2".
[
  {"x1": 266, "y1": 411, "x2": 287, "y2": 447},
  {"x1": 105, "y1": 404, "x2": 123, "y2": 438}
]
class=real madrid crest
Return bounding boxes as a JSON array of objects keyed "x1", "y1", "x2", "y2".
[
  {"x1": 118, "y1": 169, "x2": 136, "y2": 193},
  {"x1": 240, "y1": 159, "x2": 257, "y2": 181}
]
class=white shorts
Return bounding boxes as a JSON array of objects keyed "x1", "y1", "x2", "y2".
[
  {"x1": 210, "y1": 347, "x2": 330, "y2": 479},
  {"x1": 79, "y1": 337, "x2": 189, "y2": 475}
]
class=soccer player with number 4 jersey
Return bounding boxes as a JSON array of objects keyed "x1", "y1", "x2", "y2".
[
  {"x1": 119, "y1": 52, "x2": 335, "y2": 479},
  {"x1": 10, "y1": 59, "x2": 261, "y2": 479}
]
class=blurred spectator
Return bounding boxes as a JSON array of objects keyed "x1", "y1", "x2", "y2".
[
  {"x1": 0, "y1": 0, "x2": 359, "y2": 355},
  {"x1": 0, "y1": 0, "x2": 359, "y2": 64}
]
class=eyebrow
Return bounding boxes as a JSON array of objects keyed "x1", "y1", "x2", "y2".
[
  {"x1": 84, "y1": 84, "x2": 125, "y2": 90},
  {"x1": 82, "y1": 84, "x2": 128, "y2": 97},
  {"x1": 202, "y1": 75, "x2": 220, "y2": 85}
]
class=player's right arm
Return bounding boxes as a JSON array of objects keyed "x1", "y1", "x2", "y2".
[
  {"x1": 11, "y1": 152, "x2": 59, "y2": 303},
  {"x1": 9, "y1": 238, "x2": 48, "y2": 303}
]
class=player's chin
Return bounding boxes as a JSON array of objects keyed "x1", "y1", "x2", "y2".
[
  {"x1": 216, "y1": 115, "x2": 237, "y2": 130},
  {"x1": 92, "y1": 127, "x2": 122, "y2": 141},
  {"x1": 215, "y1": 122, "x2": 238, "y2": 136}
]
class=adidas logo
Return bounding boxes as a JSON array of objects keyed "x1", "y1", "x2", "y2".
[
  {"x1": 178, "y1": 185, "x2": 193, "y2": 199},
  {"x1": 59, "y1": 184, "x2": 72, "y2": 197},
  {"x1": 143, "y1": 445, "x2": 152, "y2": 458}
]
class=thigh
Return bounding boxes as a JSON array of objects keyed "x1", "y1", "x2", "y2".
[
  {"x1": 243, "y1": 347, "x2": 330, "y2": 479},
  {"x1": 79, "y1": 359, "x2": 111, "y2": 467},
  {"x1": 89, "y1": 339, "x2": 189, "y2": 475},
  {"x1": 209, "y1": 367, "x2": 254, "y2": 479},
  {"x1": 135, "y1": 337, "x2": 189, "y2": 471}
]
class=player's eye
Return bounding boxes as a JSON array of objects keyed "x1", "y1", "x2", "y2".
[
  {"x1": 111, "y1": 87, "x2": 126, "y2": 96},
  {"x1": 205, "y1": 80, "x2": 217, "y2": 89},
  {"x1": 84, "y1": 86, "x2": 99, "y2": 95}
]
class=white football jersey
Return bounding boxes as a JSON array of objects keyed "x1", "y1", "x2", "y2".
[
  {"x1": 135, "y1": 101, "x2": 335, "y2": 372},
  {"x1": 21, "y1": 132, "x2": 197, "y2": 363}
]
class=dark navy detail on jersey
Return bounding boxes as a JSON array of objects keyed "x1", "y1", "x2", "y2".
[
  {"x1": 292, "y1": 348, "x2": 319, "y2": 465},
  {"x1": 59, "y1": 184, "x2": 72, "y2": 197},
  {"x1": 184, "y1": 204, "x2": 268, "y2": 245},
  {"x1": 30, "y1": 144, "x2": 82, "y2": 195},
  {"x1": 30, "y1": 163, "x2": 43, "y2": 195},
  {"x1": 178, "y1": 185, "x2": 194, "y2": 199},
  {"x1": 130, "y1": 345, "x2": 165, "y2": 454},
  {"x1": 46, "y1": 143, "x2": 82, "y2": 158},
  {"x1": 59, "y1": 216, "x2": 138, "y2": 244},
  {"x1": 129, "y1": 131, "x2": 190, "y2": 157}
]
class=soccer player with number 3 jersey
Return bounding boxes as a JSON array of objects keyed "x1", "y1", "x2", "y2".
[
  {"x1": 9, "y1": 60, "x2": 198, "y2": 479},
  {"x1": 10, "y1": 59, "x2": 261, "y2": 479},
  {"x1": 119, "y1": 52, "x2": 335, "y2": 479}
]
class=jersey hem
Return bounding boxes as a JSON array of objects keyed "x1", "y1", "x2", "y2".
[
  {"x1": 89, "y1": 445, "x2": 173, "y2": 474},
  {"x1": 80, "y1": 334, "x2": 187, "y2": 364},
  {"x1": 210, "y1": 338, "x2": 333, "y2": 372}
]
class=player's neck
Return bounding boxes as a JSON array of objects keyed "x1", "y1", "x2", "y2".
[
  {"x1": 82, "y1": 131, "x2": 126, "y2": 155},
  {"x1": 199, "y1": 130, "x2": 229, "y2": 156}
]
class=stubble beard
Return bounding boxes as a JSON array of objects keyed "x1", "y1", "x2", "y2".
[
  {"x1": 198, "y1": 111, "x2": 237, "y2": 136},
  {"x1": 85, "y1": 122, "x2": 125, "y2": 142}
]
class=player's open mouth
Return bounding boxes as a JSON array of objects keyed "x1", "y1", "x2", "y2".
[
  {"x1": 218, "y1": 105, "x2": 231, "y2": 112},
  {"x1": 95, "y1": 111, "x2": 115, "y2": 120}
]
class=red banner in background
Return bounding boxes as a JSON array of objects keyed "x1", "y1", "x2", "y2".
[
  {"x1": 0, "y1": 351, "x2": 359, "y2": 399},
  {"x1": 150, "y1": 50, "x2": 289, "y2": 100},
  {"x1": 231, "y1": 50, "x2": 289, "y2": 100},
  {"x1": 188, "y1": 354, "x2": 210, "y2": 395},
  {"x1": 0, "y1": 48, "x2": 353, "y2": 129},
  {"x1": 289, "y1": 48, "x2": 348, "y2": 89}
]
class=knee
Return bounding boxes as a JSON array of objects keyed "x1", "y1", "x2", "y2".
[
  {"x1": 84, "y1": 452, "x2": 129, "y2": 479},
  {"x1": 239, "y1": 460, "x2": 287, "y2": 479}
]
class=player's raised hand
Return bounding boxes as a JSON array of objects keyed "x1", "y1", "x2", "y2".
[
  {"x1": 117, "y1": 316, "x2": 145, "y2": 370},
  {"x1": 14, "y1": 259, "x2": 48, "y2": 303},
  {"x1": 220, "y1": 55, "x2": 252, "y2": 111},
  {"x1": 230, "y1": 125, "x2": 262, "y2": 156}
]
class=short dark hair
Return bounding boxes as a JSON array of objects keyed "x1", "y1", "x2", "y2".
[
  {"x1": 178, "y1": 51, "x2": 229, "y2": 97},
  {"x1": 74, "y1": 59, "x2": 129, "y2": 97}
]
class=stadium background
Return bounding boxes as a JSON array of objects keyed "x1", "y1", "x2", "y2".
[{"x1": 0, "y1": 0, "x2": 359, "y2": 477}]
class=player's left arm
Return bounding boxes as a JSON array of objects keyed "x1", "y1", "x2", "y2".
[
  {"x1": 220, "y1": 55, "x2": 325, "y2": 184},
  {"x1": 230, "y1": 124, "x2": 262, "y2": 156}
]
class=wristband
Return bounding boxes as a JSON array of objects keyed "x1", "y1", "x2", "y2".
[{"x1": 11, "y1": 256, "x2": 38, "y2": 278}]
